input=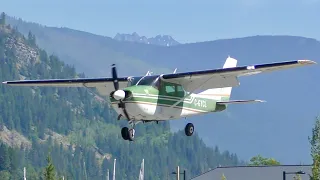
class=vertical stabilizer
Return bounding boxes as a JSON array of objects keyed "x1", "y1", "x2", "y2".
[
  {"x1": 223, "y1": 56, "x2": 238, "y2": 68},
  {"x1": 198, "y1": 56, "x2": 238, "y2": 100}
]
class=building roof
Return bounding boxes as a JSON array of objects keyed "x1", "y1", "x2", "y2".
[{"x1": 190, "y1": 165, "x2": 312, "y2": 180}]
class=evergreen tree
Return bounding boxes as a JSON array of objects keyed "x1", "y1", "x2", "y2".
[
  {"x1": 43, "y1": 154, "x2": 56, "y2": 180},
  {"x1": 0, "y1": 144, "x2": 11, "y2": 171},
  {"x1": 0, "y1": 12, "x2": 5, "y2": 25},
  {"x1": 0, "y1": 170, "x2": 10, "y2": 180},
  {"x1": 293, "y1": 174, "x2": 302, "y2": 180},
  {"x1": 309, "y1": 116, "x2": 320, "y2": 180},
  {"x1": 248, "y1": 155, "x2": 280, "y2": 166},
  {"x1": 221, "y1": 173, "x2": 227, "y2": 180}
]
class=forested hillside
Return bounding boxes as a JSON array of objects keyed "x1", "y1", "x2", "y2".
[{"x1": 0, "y1": 14, "x2": 242, "y2": 179}]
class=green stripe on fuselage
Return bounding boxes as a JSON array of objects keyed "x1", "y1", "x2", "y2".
[{"x1": 110, "y1": 85, "x2": 226, "y2": 112}]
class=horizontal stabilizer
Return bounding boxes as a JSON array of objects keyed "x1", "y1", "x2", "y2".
[{"x1": 217, "y1": 99, "x2": 266, "y2": 105}]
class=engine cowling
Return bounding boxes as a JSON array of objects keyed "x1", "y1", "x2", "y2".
[{"x1": 111, "y1": 90, "x2": 132, "y2": 101}]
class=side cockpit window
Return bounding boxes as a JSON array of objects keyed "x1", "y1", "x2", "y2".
[
  {"x1": 165, "y1": 85, "x2": 175, "y2": 95},
  {"x1": 160, "y1": 81, "x2": 185, "y2": 97}
]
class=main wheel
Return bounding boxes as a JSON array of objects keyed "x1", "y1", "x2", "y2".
[
  {"x1": 121, "y1": 127, "x2": 129, "y2": 140},
  {"x1": 185, "y1": 123, "x2": 194, "y2": 136},
  {"x1": 128, "y1": 128, "x2": 135, "y2": 141}
]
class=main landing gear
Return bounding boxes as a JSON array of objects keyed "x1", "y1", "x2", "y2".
[
  {"x1": 121, "y1": 127, "x2": 135, "y2": 141},
  {"x1": 184, "y1": 123, "x2": 194, "y2": 136},
  {"x1": 121, "y1": 121, "x2": 195, "y2": 141},
  {"x1": 121, "y1": 120, "x2": 137, "y2": 141}
]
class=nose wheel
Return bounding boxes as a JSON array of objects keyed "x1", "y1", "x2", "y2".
[{"x1": 185, "y1": 123, "x2": 194, "y2": 136}]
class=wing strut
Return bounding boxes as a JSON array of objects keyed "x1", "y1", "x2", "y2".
[{"x1": 167, "y1": 73, "x2": 217, "y2": 108}]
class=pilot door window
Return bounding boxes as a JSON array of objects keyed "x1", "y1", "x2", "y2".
[
  {"x1": 165, "y1": 85, "x2": 175, "y2": 95},
  {"x1": 162, "y1": 84, "x2": 185, "y2": 97}
]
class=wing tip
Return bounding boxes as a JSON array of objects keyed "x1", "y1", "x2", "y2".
[
  {"x1": 298, "y1": 60, "x2": 317, "y2": 65},
  {"x1": 2, "y1": 81, "x2": 7, "y2": 84}
]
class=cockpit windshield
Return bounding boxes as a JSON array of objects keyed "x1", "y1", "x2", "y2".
[{"x1": 127, "y1": 75, "x2": 160, "y2": 88}]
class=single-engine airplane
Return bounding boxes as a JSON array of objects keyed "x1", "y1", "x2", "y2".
[{"x1": 2, "y1": 56, "x2": 316, "y2": 141}]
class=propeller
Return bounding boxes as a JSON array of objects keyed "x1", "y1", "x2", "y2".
[
  {"x1": 112, "y1": 64, "x2": 119, "y2": 90},
  {"x1": 111, "y1": 64, "x2": 131, "y2": 121}
]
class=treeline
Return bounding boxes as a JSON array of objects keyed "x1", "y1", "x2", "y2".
[{"x1": 0, "y1": 14, "x2": 243, "y2": 180}]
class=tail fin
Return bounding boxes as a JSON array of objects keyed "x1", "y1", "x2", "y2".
[
  {"x1": 198, "y1": 56, "x2": 238, "y2": 100},
  {"x1": 223, "y1": 56, "x2": 238, "y2": 68}
]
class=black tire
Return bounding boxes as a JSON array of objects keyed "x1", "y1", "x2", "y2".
[
  {"x1": 185, "y1": 123, "x2": 194, "y2": 136},
  {"x1": 121, "y1": 127, "x2": 129, "y2": 140},
  {"x1": 128, "y1": 128, "x2": 135, "y2": 141}
]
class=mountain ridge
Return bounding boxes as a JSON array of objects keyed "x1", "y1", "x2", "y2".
[{"x1": 113, "y1": 32, "x2": 180, "y2": 46}]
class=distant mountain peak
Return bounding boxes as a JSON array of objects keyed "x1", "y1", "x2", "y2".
[{"x1": 113, "y1": 32, "x2": 180, "y2": 46}]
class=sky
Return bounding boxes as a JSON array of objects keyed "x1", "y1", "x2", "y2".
[{"x1": 1, "y1": 0, "x2": 320, "y2": 43}]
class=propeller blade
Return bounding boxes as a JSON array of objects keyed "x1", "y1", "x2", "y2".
[
  {"x1": 112, "y1": 64, "x2": 119, "y2": 90},
  {"x1": 111, "y1": 64, "x2": 130, "y2": 120}
]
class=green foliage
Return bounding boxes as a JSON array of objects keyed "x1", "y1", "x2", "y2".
[
  {"x1": 293, "y1": 174, "x2": 302, "y2": 180},
  {"x1": 0, "y1": 24, "x2": 243, "y2": 179},
  {"x1": 221, "y1": 173, "x2": 226, "y2": 180},
  {"x1": 0, "y1": 170, "x2": 10, "y2": 180},
  {"x1": 308, "y1": 116, "x2": 320, "y2": 180},
  {"x1": 248, "y1": 155, "x2": 280, "y2": 166},
  {"x1": 27, "y1": 31, "x2": 36, "y2": 47},
  {"x1": 0, "y1": 12, "x2": 5, "y2": 25},
  {"x1": 43, "y1": 154, "x2": 56, "y2": 180}
]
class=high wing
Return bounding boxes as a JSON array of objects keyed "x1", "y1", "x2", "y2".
[
  {"x1": 2, "y1": 58, "x2": 316, "y2": 96},
  {"x1": 2, "y1": 77, "x2": 130, "y2": 96},
  {"x1": 160, "y1": 59, "x2": 316, "y2": 92}
]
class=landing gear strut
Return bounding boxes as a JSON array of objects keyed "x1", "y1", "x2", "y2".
[
  {"x1": 121, "y1": 121, "x2": 136, "y2": 141},
  {"x1": 185, "y1": 123, "x2": 194, "y2": 136}
]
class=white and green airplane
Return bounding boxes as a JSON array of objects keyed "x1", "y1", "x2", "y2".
[{"x1": 2, "y1": 56, "x2": 316, "y2": 141}]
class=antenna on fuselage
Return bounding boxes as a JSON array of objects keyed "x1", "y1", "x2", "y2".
[
  {"x1": 145, "y1": 71, "x2": 153, "y2": 76},
  {"x1": 136, "y1": 71, "x2": 153, "y2": 85},
  {"x1": 173, "y1": 68, "x2": 177, "y2": 74}
]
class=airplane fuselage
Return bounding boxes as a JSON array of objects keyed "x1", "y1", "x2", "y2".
[{"x1": 110, "y1": 85, "x2": 227, "y2": 121}]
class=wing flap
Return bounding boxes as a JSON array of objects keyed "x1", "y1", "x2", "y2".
[
  {"x1": 163, "y1": 75, "x2": 240, "y2": 92},
  {"x1": 217, "y1": 99, "x2": 266, "y2": 105}
]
